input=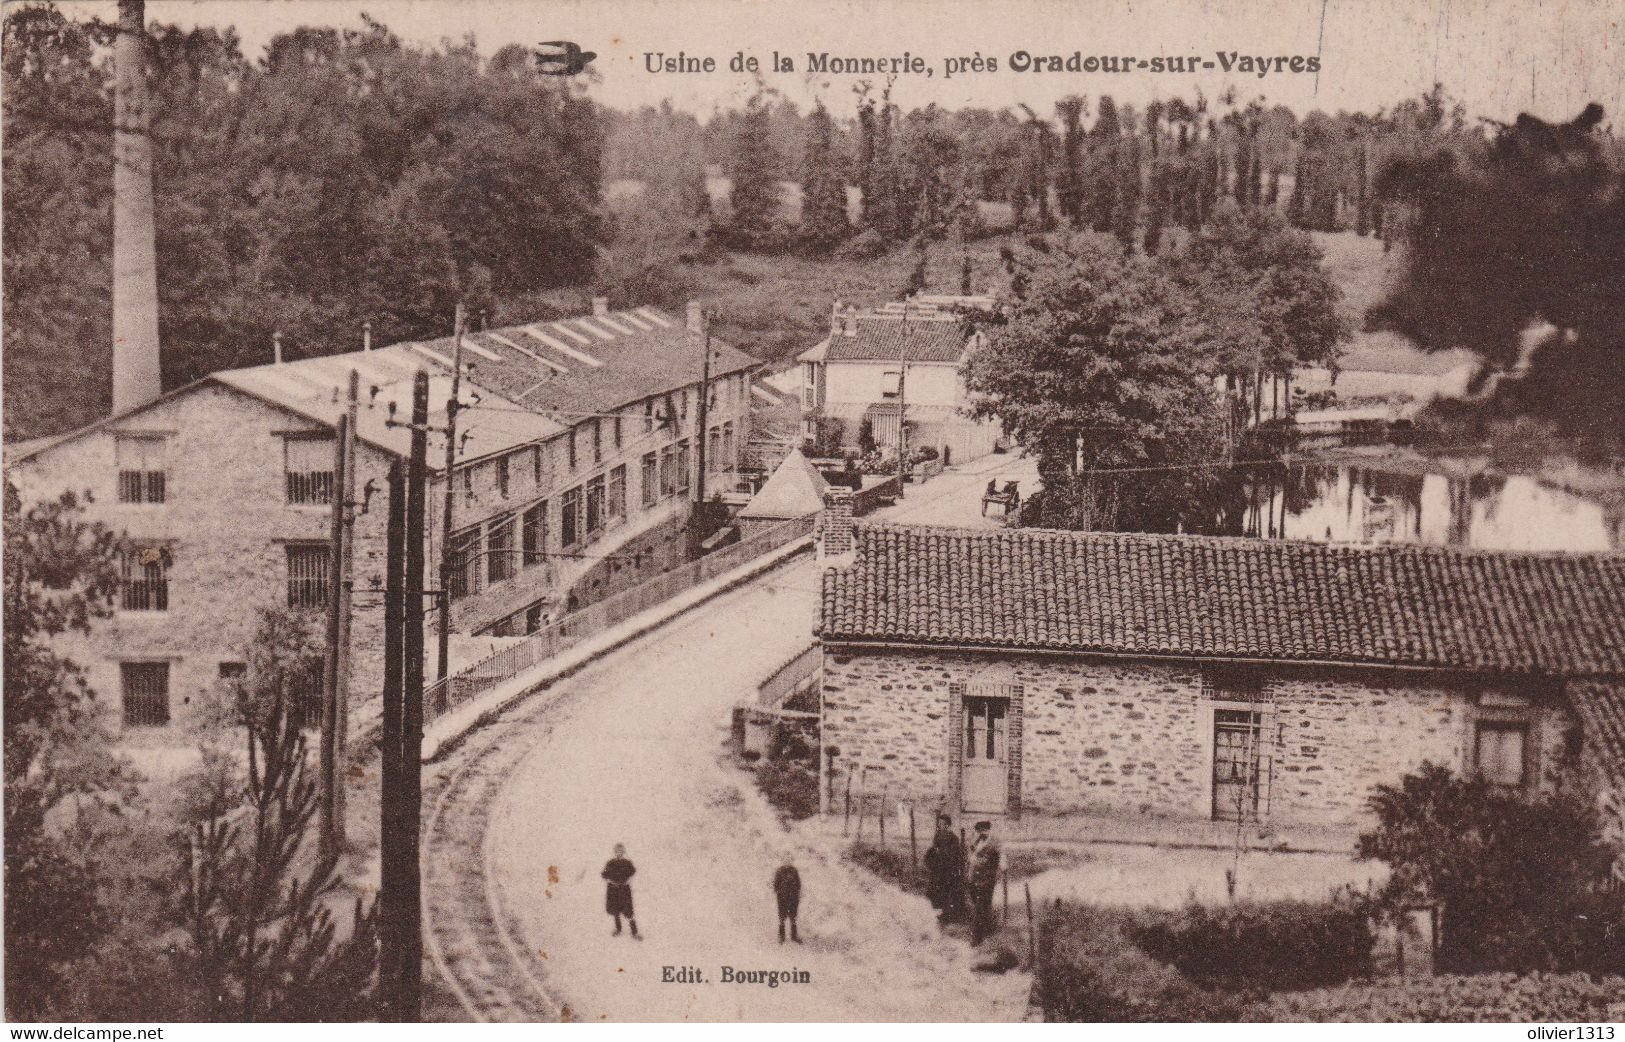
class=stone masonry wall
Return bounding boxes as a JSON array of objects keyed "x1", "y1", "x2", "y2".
[{"x1": 821, "y1": 644, "x2": 1579, "y2": 832}]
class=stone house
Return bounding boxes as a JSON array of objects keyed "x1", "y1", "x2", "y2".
[
  {"x1": 815, "y1": 521, "x2": 1625, "y2": 844},
  {"x1": 6, "y1": 301, "x2": 757, "y2": 742},
  {"x1": 797, "y1": 296, "x2": 1003, "y2": 465}
]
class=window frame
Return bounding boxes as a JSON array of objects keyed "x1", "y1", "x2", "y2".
[
  {"x1": 120, "y1": 545, "x2": 172, "y2": 613},
  {"x1": 283, "y1": 433, "x2": 335, "y2": 506},
  {"x1": 561, "y1": 486, "x2": 582, "y2": 548},
  {"x1": 120, "y1": 661, "x2": 171, "y2": 727},
  {"x1": 115, "y1": 434, "x2": 167, "y2": 505},
  {"x1": 642, "y1": 452, "x2": 659, "y2": 508},
  {"x1": 284, "y1": 542, "x2": 331, "y2": 611},
  {"x1": 608, "y1": 464, "x2": 627, "y2": 522},
  {"x1": 487, "y1": 513, "x2": 517, "y2": 585},
  {"x1": 1474, "y1": 719, "x2": 1531, "y2": 789},
  {"x1": 496, "y1": 454, "x2": 511, "y2": 499},
  {"x1": 448, "y1": 525, "x2": 482, "y2": 600},
  {"x1": 522, "y1": 501, "x2": 547, "y2": 567}
]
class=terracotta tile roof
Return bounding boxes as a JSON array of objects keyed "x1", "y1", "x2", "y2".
[
  {"x1": 822, "y1": 316, "x2": 973, "y2": 364},
  {"x1": 1569, "y1": 681, "x2": 1625, "y2": 789},
  {"x1": 819, "y1": 524, "x2": 1625, "y2": 677}
]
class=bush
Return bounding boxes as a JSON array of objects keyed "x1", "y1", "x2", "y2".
[
  {"x1": 1129, "y1": 896, "x2": 1376, "y2": 993},
  {"x1": 844, "y1": 843, "x2": 927, "y2": 896},
  {"x1": 1035, "y1": 904, "x2": 1244, "y2": 1022},
  {"x1": 1255, "y1": 972, "x2": 1625, "y2": 1022},
  {"x1": 1359, "y1": 763, "x2": 1623, "y2": 975},
  {"x1": 754, "y1": 758, "x2": 818, "y2": 821},
  {"x1": 834, "y1": 227, "x2": 888, "y2": 260}
]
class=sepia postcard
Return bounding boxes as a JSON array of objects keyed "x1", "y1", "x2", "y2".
[{"x1": 3, "y1": 0, "x2": 1624, "y2": 1029}]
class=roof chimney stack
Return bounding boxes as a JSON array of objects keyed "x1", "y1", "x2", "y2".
[
  {"x1": 273, "y1": 331, "x2": 284, "y2": 365},
  {"x1": 687, "y1": 300, "x2": 705, "y2": 333},
  {"x1": 830, "y1": 298, "x2": 843, "y2": 338},
  {"x1": 362, "y1": 321, "x2": 372, "y2": 352},
  {"x1": 592, "y1": 296, "x2": 610, "y2": 317},
  {"x1": 841, "y1": 305, "x2": 857, "y2": 337}
]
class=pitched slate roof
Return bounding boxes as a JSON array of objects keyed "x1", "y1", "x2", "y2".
[
  {"x1": 819, "y1": 524, "x2": 1625, "y2": 677},
  {"x1": 738, "y1": 448, "x2": 828, "y2": 520},
  {"x1": 391, "y1": 307, "x2": 760, "y2": 416},
  {"x1": 820, "y1": 315, "x2": 973, "y2": 364}
]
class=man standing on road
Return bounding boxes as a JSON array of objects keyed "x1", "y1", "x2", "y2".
[
  {"x1": 924, "y1": 813, "x2": 965, "y2": 923},
  {"x1": 968, "y1": 821, "x2": 1000, "y2": 945},
  {"x1": 773, "y1": 859, "x2": 802, "y2": 944},
  {"x1": 602, "y1": 843, "x2": 640, "y2": 939}
]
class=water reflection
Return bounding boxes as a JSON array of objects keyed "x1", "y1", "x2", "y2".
[{"x1": 1223, "y1": 463, "x2": 1622, "y2": 552}]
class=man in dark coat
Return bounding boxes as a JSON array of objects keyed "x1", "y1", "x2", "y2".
[
  {"x1": 772, "y1": 860, "x2": 802, "y2": 943},
  {"x1": 968, "y1": 821, "x2": 1001, "y2": 945},
  {"x1": 602, "y1": 843, "x2": 640, "y2": 939},
  {"x1": 923, "y1": 813, "x2": 965, "y2": 923}
]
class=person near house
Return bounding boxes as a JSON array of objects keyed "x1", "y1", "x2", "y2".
[
  {"x1": 923, "y1": 813, "x2": 966, "y2": 923},
  {"x1": 968, "y1": 820, "x2": 1001, "y2": 945},
  {"x1": 772, "y1": 859, "x2": 803, "y2": 943},
  {"x1": 602, "y1": 843, "x2": 640, "y2": 939}
]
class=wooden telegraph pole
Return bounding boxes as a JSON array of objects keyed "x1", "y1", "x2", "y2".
[
  {"x1": 400, "y1": 370, "x2": 430, "y2": 1021},
  {"x1": 436, "y1": 305, "x2": 466, "y2": 682},
  {"x1": 320, "y1": 417, "x2": 349, "y2": 859},
  {"x1": 379, "y1": 371, "x2": 430, "y2": 1021},
  {"x1": 895, "y1": 300, "x2": 910, "y2": 499},
  {"x1": 378, "y1": 460, "x2": 405, "y2": 1020}
]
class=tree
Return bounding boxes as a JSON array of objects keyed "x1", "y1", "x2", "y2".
[
  {"x1": 1371, "y1": 102, "x2": 1625, "y2": 459},
  {"x1": 800, "y1": 100, "x2": 849, "y2": 249},
  {"x1": 3, "y1": 484, "x2": 129, "y2": 1018},
  {"x1": 1359, "y1": 764, "x2": 1623, "y2": 974},
  {"x1": 962, "y1": 239, "x2": 1227, "y2": 532},
  {"x1": 724, "y1": 91, "x2": 780, "y2": 248},
  {"x1": 180, "y1": 609, "x2": 378, "y2": 1020}
]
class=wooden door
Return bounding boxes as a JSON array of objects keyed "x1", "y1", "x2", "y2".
[{"x1": 962, "y1": 696, "x2": 1009, "y2": 813}]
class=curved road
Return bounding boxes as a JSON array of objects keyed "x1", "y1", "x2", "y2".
[{"x1": 425, "y1": 554, "x2": 1030, "y2": 1022}]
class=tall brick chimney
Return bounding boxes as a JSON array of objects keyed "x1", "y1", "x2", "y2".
[
  {"x1": 818, "y1": 487, "x2": 855, "y2": 560},
  {"x1": 112, "y1": 0, "x2": 161, "y2": 413}
]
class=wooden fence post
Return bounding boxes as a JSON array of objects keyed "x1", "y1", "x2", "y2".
[
  {"x1": 1025, "y1": 883, "x2": 1035, "y2": 968},
  {"x1": 908, "y1": 806, "x2": 917, "y2": 869}
]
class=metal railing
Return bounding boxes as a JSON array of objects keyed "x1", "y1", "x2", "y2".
[{"x1": 425, "y1": 512, "x2": 817, "y2": 722}]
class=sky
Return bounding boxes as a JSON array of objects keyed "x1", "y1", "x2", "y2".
[{"x1": 52, "y1": 0, "x2": 1625, "y2": 125}]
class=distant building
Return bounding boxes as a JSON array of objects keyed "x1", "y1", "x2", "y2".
[
  {"x1": 797, "y1": 296, "x2": 1003, "y2": 466},
  {"x1": 6, "y1": 301, "x2": 757, "y2": 739},
  {"x1": 815, "y1": 520, "x2": 1625, "y2": 846}
]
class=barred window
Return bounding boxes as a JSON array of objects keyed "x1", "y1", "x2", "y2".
[
  {"x1": 448, "y1": 526, "x2": 481, "y2": 600},
  {"x1": 488, "y1": 514, "x2": 516, "y2": 585},
  {"x1": 120, "y1": 546, "x2": 171, "y2": 612},
  {"x1": 586, "y1": 475, "x2": 604, "y2": 535},
  {"x1": 522, "y1": 501, "x2": 547, "y2": 567},
  {"x1": 561, "y1": 486, "x2": 581, "y2": 547},
  {"x1": 284, "y1": 434, "x2": 334, "y2": 505},
  {"x1": 121, "y1": 662, "x2": 170, "y2": 727},
  {"x1": 608, "y1": 465, "x2": 627, "y2": 521},
  {"x1": 677, "y1": 439, "x2": 692, "y2": 494},
  {"x1": 642, "y1": 452, "x2": 659, "y2": 507},
  {"x1": 286, "y1": 546, "x2": 329, "y2": 611},
  {"x1": 116, "y1": 435, "x2": 166, "y2": 504},
  {"x1": 532, "y1": 444, "x2": 543, "y2": 484},
  {"x1": 285, "y1": 543, "x2": 330, "y2": 611},
  {"x1": 613, "y1": 415, "x2": 623, "y2": 450}
]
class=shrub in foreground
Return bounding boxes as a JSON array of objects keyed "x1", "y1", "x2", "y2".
[{"x1": 1130, "y1": 896, "x2": 1376, "y2": 993}]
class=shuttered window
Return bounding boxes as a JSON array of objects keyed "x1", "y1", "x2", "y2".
[
  {"x1": 285, "y1": 543, "x2": 330, "y2": 610},
  {"x1": 121, "y1": 662, "x2": 170, "y2": 726},
  {"x1": 642, "y1": 452, "x2": 659, "y2": 507},
  {"x1": 561, "y1": 486, "x2": 581, "y2": 547},
  {"x1": 116, "y1": 435, "x2": 167, "y2": 504},
  {"x1": 522, "y1": 502, "x2": 547, "y2": 566},
  {"x1": 284, "y1": 435, "x2": 334, "y2": 505},
  {"x1": 487, "y1": 514, "x2": 516, "y2": 584},
  {"x1": 608, "y1": 465, "x2": 627, "y2": 521},
  {"x1": 1475, "y1": 722, "x2": 1528, "y2": 788},
  {"x1": 120, "y1": 546, "x2": 171, "y2": 611},
  {"x1": 448, "y1": 527, "x2": 480, "y2": 600}
]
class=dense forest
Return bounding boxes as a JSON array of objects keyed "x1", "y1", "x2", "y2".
[{"x1": 5, "y1": 3, "x2": 1622, "y2": 453}]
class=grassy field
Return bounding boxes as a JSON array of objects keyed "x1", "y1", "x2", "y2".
[{"x1": 673, "y1": 226, "x2": 1463, "y2": 378}]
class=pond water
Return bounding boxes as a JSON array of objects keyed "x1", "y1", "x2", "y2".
[{"x1": 1227, "y1": 463, "x2": 1624, "y2": 552}]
